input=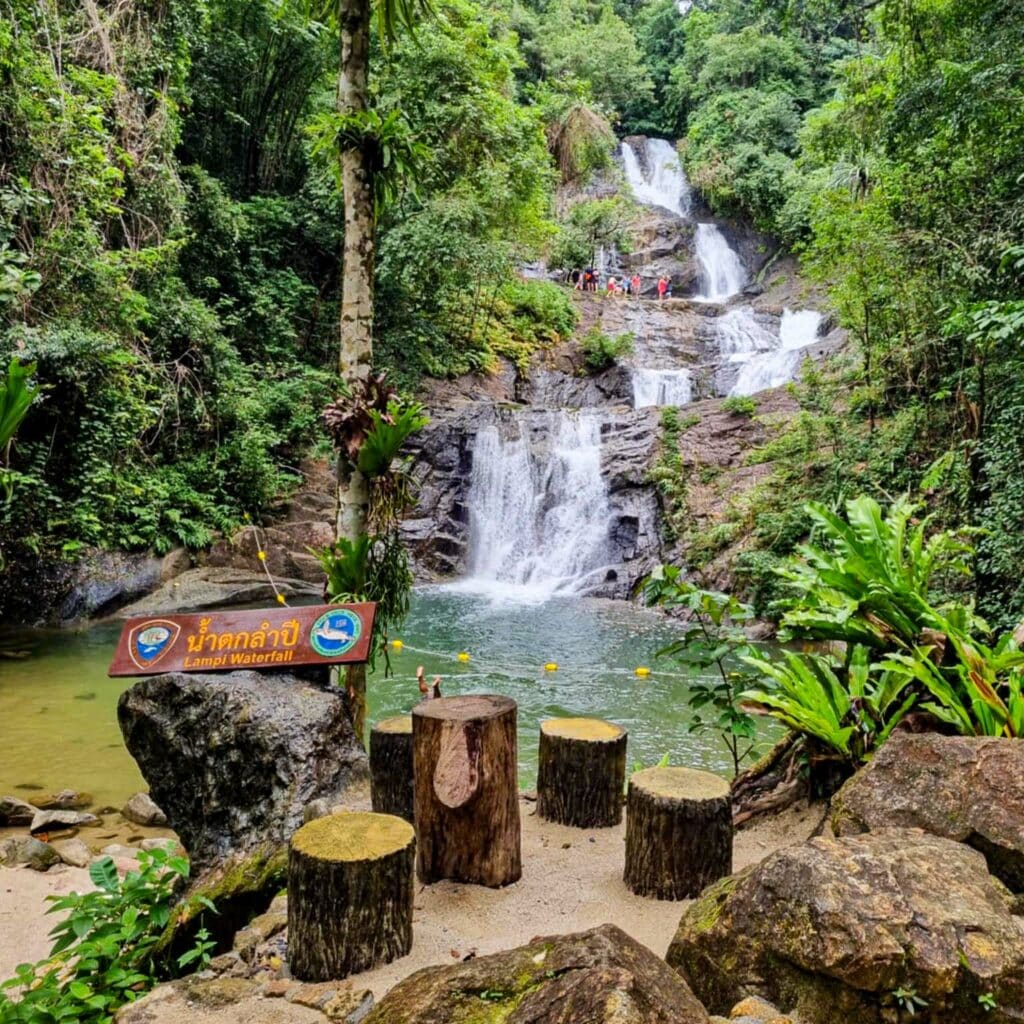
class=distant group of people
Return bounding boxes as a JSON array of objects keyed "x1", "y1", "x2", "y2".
[{"x1": 568, "y1": 268, "x2": 674, "y2": 300}]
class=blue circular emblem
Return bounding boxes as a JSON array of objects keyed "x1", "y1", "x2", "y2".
[{"x1": 310, "y1": 608, "x2": 362, "y2": 657}]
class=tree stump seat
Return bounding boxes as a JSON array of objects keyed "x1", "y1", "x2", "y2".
[
  {"x1": 413, "y1": 694, "x2": 521, "y2": 887},
  {"x1": 537, "y1": 717, "x2": 627, "y2": 828},
  {"x1": 370, "y1": 715, "x2": 414, "y2": 823},
  {"x1": 624, "y1": 766, "x2": 732, "y2": 900},
  {"x1": 288, "y1": 811, "x2": 414, "y2": 980}
]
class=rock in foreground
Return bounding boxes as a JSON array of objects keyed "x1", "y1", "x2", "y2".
[
  {"x1": 366, "y1": 923, "x2": 710, "y2": 1023},
  {"x1": 118, "y1": 670, "x2": 367, "y2": 872},
  {"x1": 667, "y1": 829, "x2": 1024, "y2": 1023},
  {"x1": 832, "y1": 732, "x2": 1024, "y2": 890}
]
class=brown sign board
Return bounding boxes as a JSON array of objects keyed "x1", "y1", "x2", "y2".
[{"x1": 108, "y1": 603, "x2": 377, "y2": 677}]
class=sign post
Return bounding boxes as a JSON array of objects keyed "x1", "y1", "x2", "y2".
[{"x1": 108, "y1": 603, "x2": 377, "y2": 677}]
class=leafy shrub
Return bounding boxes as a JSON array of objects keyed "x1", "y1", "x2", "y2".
[
  {"x1": 644, "y1": 568, "x2": 760, "y2": 775},
  {"x1": 736, "y1": 496, "x2": 1024, "y2": 771},
  {"x1": 579, "y1": 327, "x2": 634, "y2": 373},
  {"x1": 721, "y1": 395, "x2": 757, "y2": 417},
  {"x1": 0, "y1": 846, "x2": 214, "y2": 1023}
]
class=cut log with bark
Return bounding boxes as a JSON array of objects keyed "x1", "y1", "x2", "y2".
[
  {"x1": 370, "y1": 715, "x2": 414, "y2": 824},
  {"x1": 536, "y1": 717, "x2": 627, "y2": 828},
  {"x1": 624, "y1": 766, "x2": 732, "y2": 900},
  {"x1": 412, "y1": 694, "x2": 521, "y2": 887},
  {"x1": 287, "y1": 811, "x2": 414, "y2": 981}
]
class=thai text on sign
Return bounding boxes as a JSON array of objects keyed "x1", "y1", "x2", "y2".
[{"x1": 108, "y1": 603, "x2": 377, "y2": 677}]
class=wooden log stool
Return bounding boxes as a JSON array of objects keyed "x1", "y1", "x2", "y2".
[
  {"x1": 287, "y1": 811, "x2": 414, "y2": 980},
  {"x1": 413, "y1": 694, "x2": 521, "y2": 887},
  {"x1": 537, "y1": 717, "x2": 627, "y2": 828},
  {"x1": 624, "y1": 766, "x2": 732, "y2": 900},
  {"x1": 370, "y1": 715, "x2": 414, "y2": 824}
]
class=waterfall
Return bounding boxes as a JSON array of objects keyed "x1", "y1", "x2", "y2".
[
  {"x1": 720, "y1": 307, "x2": 824, "y2": 397},
  {"x1": 462, "y1": 412, "x2": 613, "y2": 598},
  {"x1": 632, "y1": 369, "x2": 693, "y2": 408},
  {"x1": 694, "y1": 224, "x2": 746, "y2": 301},
  {"x1": 621, "y1": 139, "x2": 690, "y2": 218}
]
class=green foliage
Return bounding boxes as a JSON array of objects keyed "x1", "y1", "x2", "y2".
[
  {"x1": 579, "y1": 328, "x2": 634, "y2": 373},
  {"x1": 737, "y1": 496, "x2": 1024, "y2": 768},
  {"x1": 741, "y1": 644, "x2": 915, "y2": 763},
  {"x1": 357, "y1": 401, "x2": 430, "y2": 478},
  {"x1": 644, "y1": 568, "x2": 760, "y2": 776},
  {"x1": 319, "y1": 386, "x2": 427, "y2": 664},
  {"x1": 0, "y1": 846, "x2": 214, "y2": 1023},
  {"x1": 537, "y1": 0, "x2": 653, "y2": 115},
  {"x1": 549, "y1": 197, "x2": 634, "y2": 273},
  {"x1": 721, "y1": 395, "x2": 757, "y2": 417}
]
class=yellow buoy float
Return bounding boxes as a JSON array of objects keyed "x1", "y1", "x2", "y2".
[
  {"x1": 543, "y1": 662, "x2": 559, "y2": 672},
  {"x1": 457, "y1": 651, "x2": 471, "y2": 663},
  {"x1": 391, "y1": 639, "x2": 404, "y2": 650},
  {"x1": 634, "y1": 666, "x2": 651, "y2": 678}
]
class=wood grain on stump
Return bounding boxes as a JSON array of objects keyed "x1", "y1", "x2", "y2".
[
  {"x1": 537, "y1": 717, "x2": 627, "y2": 828},
  {"x1": 370, "y1": 715, "x2": 414, "y2": 824},
  {"x1": 624, "y1": 766, "x2": 732, "y2": 900},
  {"x1": 412, "y1": 694, "x2": 521, "y2": 887},
  {"x1": 287, "y1": 811, "x2": 414, "y2": 980}
]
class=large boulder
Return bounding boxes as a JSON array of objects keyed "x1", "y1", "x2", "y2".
[
  {"x1": 667, "y1": 829, "x2": 1024, "y2": 1023},
  {"x1": 365, "y1": 924, "x2": 710, "y2": 1024},
  {"x1": 118, "y1": 670, "x2": 367, "y2": 872},
  {"x1": 832, "y1": 732, "x2": 1024, "y2": 890}
]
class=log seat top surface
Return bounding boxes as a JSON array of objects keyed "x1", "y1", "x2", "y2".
[
  {"x1": 541, "y1": 717, "x2": 625, "y2": 741},
  {"x1": 292, "y1": 811, "x2": 414, "y2": 862},
  {"x1": 631, "y1": 766, "x2": 729, "y2": 801},
  {"x1": 374, "y1": 715, "x2": 413, "y2": 734},
  {"x1": 412, "y1": 694, "x2": 516, "y2": 722}
]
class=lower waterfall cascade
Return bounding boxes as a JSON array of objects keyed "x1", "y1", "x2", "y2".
[{"x1": 461, "y1": 412, "x2": 614, "y2": 599}]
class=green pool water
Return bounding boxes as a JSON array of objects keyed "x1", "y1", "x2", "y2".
[{"x1": 0, "y1": 587, "x2": 778, "y2": 807}]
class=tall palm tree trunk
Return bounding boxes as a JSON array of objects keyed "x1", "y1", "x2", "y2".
[{"x1": 336, "y1": 0, "x2": 374, "y2": 744}]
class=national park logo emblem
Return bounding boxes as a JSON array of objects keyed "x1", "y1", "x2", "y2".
[
  {"x1": 128, "y1": 619, "x2": 181, "y2": 670},
  {"x1": 309, "y1": 608, "x2": 362, "y2": 657}
]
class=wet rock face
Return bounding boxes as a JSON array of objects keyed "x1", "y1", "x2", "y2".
[
  {"x1": 832, "y1": 732, "x2": 1024, "y2": 891},
  {"x1": 667, "y1": 829, "x2": 1024, "y2": 1023},
  {"x1": 366, "y1": 923, "x2": 711, "y2": 1024},
  {"x1": 117, "y1": 670, "x2": 367, "y2": 872}
]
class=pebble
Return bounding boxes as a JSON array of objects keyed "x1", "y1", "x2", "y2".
[
  {"x1": 121, "y1": 792, "x2": 168, "y2": 827},
  {"x1": 29, "y1": 809, "x2": 99, "y2": 835},
  {"x1": 53, "y1": 838, "x2": 92, "y2": 868}
]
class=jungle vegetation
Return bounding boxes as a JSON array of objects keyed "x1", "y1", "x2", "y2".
[{"x1": 1, "y1": 0, "x2": 1023, "y2": 636}]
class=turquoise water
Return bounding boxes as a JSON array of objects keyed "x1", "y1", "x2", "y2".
[{"x1": 0, "y1": 587, "x2": 777, "y2": 806}]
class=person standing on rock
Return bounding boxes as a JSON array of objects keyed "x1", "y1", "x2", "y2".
[
  {"x1": 570, "y1": 268, "x2": 582, "y2": 290},
  {"x1": 657, "y1": 276, "x2": 668, "y2": 301},
  {"x1": 632, "y1": 273, "x2": 642, "y2": 299}
]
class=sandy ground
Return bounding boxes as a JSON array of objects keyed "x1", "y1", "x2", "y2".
[{"x1": 1, "y1": 796, "x2": 822, "y2": 1000}]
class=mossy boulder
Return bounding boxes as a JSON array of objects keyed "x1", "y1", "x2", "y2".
[
  {"x1": 154, "y1": 842, "x2": 289, "y2": 966},
  {"x1": 117, "y1": 669, "x2": 368, "y2": 872},
  {"x1": 667, "y1": 829, "x2": 1024, "y2": 1023},
  {"x1": 832, "y1": 732, "x2": 1024, "y2": 890},
  {"x1": 366, "y1": 923, "x2": 710, "y2": 1023}
]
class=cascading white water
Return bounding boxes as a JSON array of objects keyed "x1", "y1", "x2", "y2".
[
  {"x1": 621, "y1": 139, "x2": 690, "y2": 218},
  {"x1": 694, "y1": 223, "x2": 746, "y2": 301},
  {"x1": 724, "y1": 307, "x2": 823, "y2": 396},
  {"x1": 632, "y1": 369, "x2": 693, "y2": 408},
  {"x1": 462, "y1": 412, "x2": 613, "y2": 599}
]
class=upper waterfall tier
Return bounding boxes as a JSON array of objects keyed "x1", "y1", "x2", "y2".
[{"x1": 621, "y1": 138, "x2": 691, "y2": 218}]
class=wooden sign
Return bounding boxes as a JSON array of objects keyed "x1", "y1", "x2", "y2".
[{"x1": 108, "y1": 603, "x2": 377, "y2": 677}]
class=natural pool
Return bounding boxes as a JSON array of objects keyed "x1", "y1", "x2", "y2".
[{"x1": 0, "y1": 586, "x2": 778, "y2": 806}]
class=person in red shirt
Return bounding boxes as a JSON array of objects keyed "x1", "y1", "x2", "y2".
[
  {"x1": 631, "y1": 273, "x2": 642, "y2": 299},
  {"x1": 657, "y1": 276, "x2": 668, "y2": 301}
]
